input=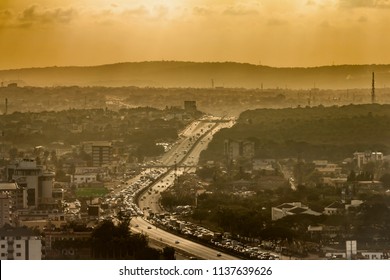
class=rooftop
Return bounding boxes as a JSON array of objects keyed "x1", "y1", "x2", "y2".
[
  {"x1": 0, "y1": 225, "x2": 39, "y2": 237},
  {"x1": 288, "y1": 207, "x2": 308, "y2": 214},
  {"x1": 0, "y1": 182, "x2": 18, "y2": 191}
]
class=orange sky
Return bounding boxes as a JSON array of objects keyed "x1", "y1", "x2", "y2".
[{"x1": 1, "y1": 0, "x2": 390, "y2": 69}]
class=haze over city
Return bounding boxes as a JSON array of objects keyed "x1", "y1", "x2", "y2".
[
  {"x1": 1, "y1": 0, "x2": 390, "y2": 69},
  {"x1": 1, "y1": 0, "x2": 390, "y2": 264}
]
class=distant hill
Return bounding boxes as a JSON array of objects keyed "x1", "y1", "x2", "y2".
[
  {"x1": 1, "y1": 61, "x2": 390, "y2": 89},
  {"x1": 200, "y1": 104, "x2": 390, "y2": 162}
]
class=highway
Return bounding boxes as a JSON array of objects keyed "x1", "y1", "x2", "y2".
[
  {"x1": 135, "y1": 115, "x2": 237, "y2": 260},
  {"x1": 130, "y1": 216, "x2": 239, "y2": 260},
  {"x1": 138, "y1": 116, "x2": 234, "y2": 215}
]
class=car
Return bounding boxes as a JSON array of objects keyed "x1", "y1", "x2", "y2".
[
  {"x1": 135, "y1": 224, "x2": 139, "y2": 228},
  {"x1": 217, "y1": 253, "x2": 222, "y2": 257},
  {"x1": 147, "y1": 226, "x2": 152, "y2": 229},
  {"x1": 175, "y1": 240, "x2": 180, "y2": 244}
]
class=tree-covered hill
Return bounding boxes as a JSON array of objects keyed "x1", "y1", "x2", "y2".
[
  {"x1": 1, "y1": 61, "x2": 390, "y2": 89},
  {"x1": 201, "y1": 104, "x2": 390, "y2": 162}
]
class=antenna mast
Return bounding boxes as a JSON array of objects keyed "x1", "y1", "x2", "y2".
[{"x1": 371, "y1": 72, "x2": 375, "y2": 104}]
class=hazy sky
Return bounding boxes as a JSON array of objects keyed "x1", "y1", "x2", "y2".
[{"x1": 1, "y1": 0, "x2": 390, "y2": 69}]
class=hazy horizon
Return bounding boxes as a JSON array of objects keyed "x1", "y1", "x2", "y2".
[
  {"x1": 1, "y1": 0, "x2": 390, "y2": 70},
  {"x1": 2, "y1": 60, "x2": 390, "y2": 72},
  {"x1": 2, "y1": 61, "x2": 390, "y2": 89}
]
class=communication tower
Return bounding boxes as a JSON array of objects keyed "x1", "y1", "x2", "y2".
[{"x1": 371, "y1": 72, "x2": 375, "y2": 104}]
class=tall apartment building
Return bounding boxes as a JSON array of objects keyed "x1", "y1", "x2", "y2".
[
  {"x1": 7, "y1": 159, "x2": 54, "y2": 209},
  {"x1": 0, "y1": 183, "x2": 21, "y2": 227},
  {"x1": 91, "y1": 141, "x2": 112, "y2": 167},
  {"x1": 0, "y1": 225, "x2": 42, "y2": 260},
  {"x1": 0, "y1": 192, "x2": 11, "y2": 227}
]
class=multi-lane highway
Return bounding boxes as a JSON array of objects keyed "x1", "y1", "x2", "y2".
[
  {"x1": 103, "y1": 116, "x2": 282, "y2": 260},
  {"x1": 105, "y1": 115, "x2": 281, "y2": 260},
  {"x1": 134, "y1": 115, "x2": 237, "y2": 259},
  {"x1": 130, "y1": 216, "x2": 239, "y2": 260},
  {"x1": 138, "y1": 116, "x2": 234, "y2": 216}
]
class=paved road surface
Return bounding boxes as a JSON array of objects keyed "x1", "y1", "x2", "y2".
[{"x1": 131, "y1": 217, "x2": 240, "y2": 260}]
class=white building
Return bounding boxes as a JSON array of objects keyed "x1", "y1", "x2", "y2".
[
  {"x1": 71, "y1": 173, "x2": 97, "y2": 185},
  {"x1": 0, "y1": 226, "x2": 42, "y2": 260},
  {"x1": 315, "y1": 163, "x2": 342, "y2": 176},
  {"x1": 8, "y1": 159, "x2": 55, "y2": 208},
  {"x1": 271, "y1": 202, "x2": 321, "y2": 221},
  {"x1": 353, "y1": 151, "x2": 383, "y2": 168},
  {"x1": 360, "y1": 251, "x2": 386, "y2": 260}
]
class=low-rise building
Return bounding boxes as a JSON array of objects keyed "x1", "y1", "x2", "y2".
[
  {"x1": 314, "y1": 163, "x2": 342, "y2": 176},
  {"x1": 71, "y1": 173, "x2": 97, "y2": 185},
  {"x1": 323, "y1": 200, "x2": 364, "y2": 215},
  {"x1": 323, "y1": 201, "x2": 345, "y2": 215},
  {"x1": 44, "y1": 228, "x2": 92, "y2": 259},
  {"x1": 353, "y1": 151, "x2": 383, "y2": 169},
  {"x1": 15, "y1": 209, "x2": 67, "y2": 229},
  {"x1": 252, "y1": 159, "x2": 275, "y2": 173},
  {"x1": 271, "y1": 202, "x2": 321, "y2": 221},
  {"x1": 359, "y1": 251, "x2": 386, "y2": 260},
  {"x1": 0, "y1": 225, "x2": 42, "y2": 260},
  {"x1": 320, "y1": 177, "x2": 347, "y2": 187}
]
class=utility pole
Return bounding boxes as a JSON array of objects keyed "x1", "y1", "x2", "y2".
[{"x1": 371, "y1": 72, "x2": 375, "y2": 104}]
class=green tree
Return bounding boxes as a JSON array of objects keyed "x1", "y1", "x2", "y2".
[
  {"x1": 192, "y1": 209, "x2": 208, "y2": 224},
  {"x1": 347, "y1": 170, "x2": 356, "y2": 182},
  {"x1": 91, "y1": 220, "x2": 161, "y2": 260},
  {"x1": 162, "y1": 246, "x2": 176, "y2": 260},
  {"x1": 380, "y1": 173, "x2": 390, "y2": 188}
]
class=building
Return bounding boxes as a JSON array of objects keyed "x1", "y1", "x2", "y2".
[
  {"x1": 359, "y1": 251, "x2": 387, "y2": 260},
  {"x1": 271, "y1": 202, "x2": 321, "y2": 221},
  {"x1": 73, "y1": 166, "x2": 109, "y2": 182},
  {"x1": 320, "y1": 177, "x2": 347, "y2": 187},
  {"x1": 224, "y1": 139, "x2": 255, "y2": 162},
  {"x1": 7, "y1": 83, "x2": 17, "y2": 88},
  {"x1": 44, "y1": 228, "x2": 92, "y2": 259},
  {"x1": 323, "y1": 200, "x2": 363, "y2": 216},
  {"x1": 307, "y1": 224, "x2": 343, "y2": 241},
  {"x1": 8, "y1": 159, "x2": 40, "y2": 208},
  {"x1": 91, "y1": 141, "x2": 112, "y2": 167},
  {"x1": 38, "y1": 172, "x2": 55, "y2": 205},
  {"x1": 0, "y1": 182, "x2": 21, "y2": 227},
  {"x1": 88, "y1": 205, "x2": 100, "y2": 219},
  {"x1": 15, "y1": 209, "x2": 67, "y2": 229},
  {"x1": 8, "y1": 159, "x2": 55, "y2": 209},
  {"x1": 71, "y1": 173, "x2": 97, "y2": 185},
  {"x1": 314, "y1": 162, "x2": 342, "y2": 176},
  {"x1": 0, "y1": 225, "x2": 42, "y2": 260},
  {"x1": 252, "y1": 159, "x2": 275, "y2": 173},
  {"x1": 353, "y1": 151, "x2": 383, "y2": 169},
  {"x1": 0, "y1": 193, "x2": 11, "y2": 227},
  {"x1": 323, "y1": 201, "x2": 345, "y2": 215}
]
